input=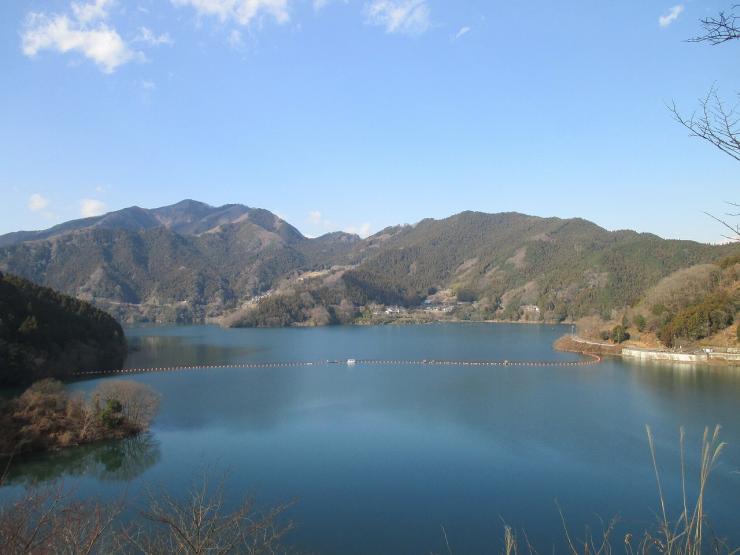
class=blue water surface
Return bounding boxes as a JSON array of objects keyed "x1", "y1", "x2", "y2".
[{"x1": 2, "y1": 323, "x2": 739, "y2": 554}]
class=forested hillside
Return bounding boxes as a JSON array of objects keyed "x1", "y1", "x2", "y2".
[
  {"x1": 0, "y1": 200, "x2": 358, "y2": 323},
  {"x1": 340, "y1": 212, "x2": 737, "y2": 320},
  {"x1": 1, "y1": 201, "x2": 736, "y2": 327},
  {"x1": 0, "y1": 273, "x2": 126, "y2": 386},
  {"x1": 621, "y1": 255, "x2": 740, "y2": 347}
]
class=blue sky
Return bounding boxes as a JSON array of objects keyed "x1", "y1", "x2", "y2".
[{"x1": 0, "y1": 0, "x2": 738, "y2": 242}]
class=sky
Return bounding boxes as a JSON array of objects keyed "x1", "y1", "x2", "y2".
[{"x1": 0, "y1": 0, "x2": 738, "y2": 243}]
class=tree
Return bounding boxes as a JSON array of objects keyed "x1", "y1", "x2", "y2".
[
  {"x1": 119, "y1": 474, "x2": 294, "y2": 555},
  {"x1": 611, "y1": 325, "x2": 630, "y2": 344},
  {"x1": 0, "y1": 484, "x2": 122, "y2": 555},
  {"x1": 633, "y1": 314, "x2": 647, "y2": 332},
  {"x1": 95, "y1": 381, "x2": 160, "y2": 431},
  {"x1": 672, "y1": 7, "x2": 740, "y2": 241},
  {"x1": 0, "y1": 475, "x2": 293, "y2": 555},
  {"x1": 690, "y1": 8, "x2": 740, "y2": 45}
]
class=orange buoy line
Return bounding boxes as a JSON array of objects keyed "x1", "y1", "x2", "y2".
[{"x1": 73, "y1": 354, "x2": 602, "y2": 377}]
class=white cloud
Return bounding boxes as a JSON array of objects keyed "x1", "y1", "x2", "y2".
[
  {"x1": 307, "y1": 210, "x2": 372, "y2": 238},
  {"x1": 307, "y1": 210, "x2": 337, "y2": 232},
  {"x1": 659, "y1": 5, "x2": 684, "y2": 27},
  {"x1": 21, "y1": 1, "x2": 140, "y2": 73},
  {"x1": 364, "y1": 0, "x2": 430, "y2": 35},
  {"x1": 80, "y1": 198, "x2": 107, "y2": 217},
  {"x1": 454, "y1": 26, "x2": 470, "y2": 40},
  {"x1": 171, "y1": 0, "x2": 290, "y2": 26},
  {"x1": 345, "y1": 222, "x2": 372, "y2": 238},
  {"x1": 227, "y1": 29, "x2": 244, "y2": 47},
  {"x1": 134, "y1": 26, "x2": 173, "y2": 46},
  {"x1": 28, "y1": 193, "x2": 50, "y2": 212},
  {"x1": 141, "y1": 79, "x2": 156, "y2": 90},
  {"x1": 71, "y1": 0, "x2": 114, "y2": 24},
  {"x1": 313, "y1": 0, "x2": 347, "y2": 10},
  {"x1": 308, "y1": 210, "x2": 323, "y2": 224}
]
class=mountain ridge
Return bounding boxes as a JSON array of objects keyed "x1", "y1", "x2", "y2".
[{"x1": 0, "y1": 200, "x2": 736, "y2": 325}]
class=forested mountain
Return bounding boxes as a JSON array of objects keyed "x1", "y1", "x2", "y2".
[
  {"x1": 0, "y1": 272, "x2": 126, "y2": 386},
  {"x1": 0, "y1": 201, "x2": 736, "y2": 325},
  {"x1": 0, "y1": 201, "x2": 359, "y2": 322},
  {"x1": 341, "y1": 212, "x2": 737, "y2": 320}
]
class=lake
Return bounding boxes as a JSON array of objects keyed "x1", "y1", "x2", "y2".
[{"x1": 2, "y1": 323, "x2": 740, "y2": 553}]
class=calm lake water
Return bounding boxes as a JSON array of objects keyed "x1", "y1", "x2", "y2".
[{"x1": 3, "y1": 323, "x2": 740, "y2": 553}]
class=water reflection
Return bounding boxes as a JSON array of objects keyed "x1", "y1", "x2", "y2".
[
  {"x1": 4, "y1": 325, "x2": 739, "y2": 553},
  {"x1": 3, "y1": 433, "x2": 161, "y2": 486},
  {"x1": 125, "y1": 333, "x2": 263, "y2": 369}
]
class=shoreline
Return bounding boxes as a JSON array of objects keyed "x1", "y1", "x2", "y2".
[
  {"x1": 554, "y1": 335, "x2": 740, "y2": 368},
  {"x1": 226, "y1": 315, "x2": 573, "y2": 329}
]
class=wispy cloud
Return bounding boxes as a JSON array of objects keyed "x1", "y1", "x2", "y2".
[
  {"x1": 21, "y1": 0, "x2": 140, "y2": 73},
  {"x1": 171, "y1": 0, "x2": 290, "y2": 26},
  {"x1": 308, "y1": 210, "x2": 324, "y2": 225},
  {"x1": 28, "y1": 193, "x2": 50, "y2": 212},
  {"x1": 313, "y1": 0, "x2": 347, "y2": 10},
  {"x1": 134, "y1": 26, "x2": 173, "y2": 46},
  {"x1": 453, "y1": 26, "x2": 470, "y2": 40},
  {"x1": 308, "y1": 211, "x2": 372, "y2": 238},
  {"x1": 71, "y1": 0, "x2": 114, "y2": 24},
  {"x1": 80, "y1": 198, "x2": 107, "y2": 217},
  {"x1": 345, "y1": 222, "x2": 372, "y2": 238},
  {"x1": 364, "y1": 0, "x2": 430, "y2": 35},
  {"x1": 659, "y1": 5, "x2": 684, "y2": 27},
  {"x1": 227, "y1": 29, "x2": 245, "y2": 48}
]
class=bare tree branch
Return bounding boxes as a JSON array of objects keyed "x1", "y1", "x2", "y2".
[
  {"x1": 120, "y1": 472, "x2": 296, "y2": 555},
  {"x1": 689, "y1": 6, "x2": 740, "y2": 44},
  {"x1": 670, "y1": 87, "x2": 740, "y2": 162}
]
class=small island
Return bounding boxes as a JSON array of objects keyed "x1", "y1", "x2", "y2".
[{"x1": 0, "y1": 378, "x2": 159, "y2": 458}]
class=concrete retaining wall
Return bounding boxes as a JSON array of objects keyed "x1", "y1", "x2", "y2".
[
  {"x1": 622, "y1": 348, "x2": 708, "y2": 363},
  {"x1": 622, "y1": 348, "x2": 740, "y2": 364}
]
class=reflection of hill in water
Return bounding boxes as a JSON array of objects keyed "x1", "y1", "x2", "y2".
[
  {"x1": 125, "y1": 334, "x2": 262, "y2": 369},
  {"x1": 3, "y1": 433, "x2": 161, "y2": 486},
  {"x1": 627, "y1": 360, "x2": 740, "y2": 389}
]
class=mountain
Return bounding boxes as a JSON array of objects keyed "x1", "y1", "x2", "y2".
[
  {"x1": 235, "y1": 211, "x2": 738, "y2": 327},
  {"x1": 341, "y1": 211, "x2": 737, "y2": 318},
  {"x1": 0, "y1": 200, "x2": 300, "y2": 247},
  {"x1": 0, "y1": 202, "x2": 736, "y2": 326},
  {"x1": 0, "y1": 272, "x2": 126, "y2": 386},
  {"x1": 0, "y1": 201, "x2": 359, "y2": 322}
]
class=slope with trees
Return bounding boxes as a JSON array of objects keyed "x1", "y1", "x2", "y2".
[{"x1": 0, "y1": 273, "x2": 127, "y2": 387}]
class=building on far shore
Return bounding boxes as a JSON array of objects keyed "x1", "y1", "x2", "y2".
[{"x1": 520, "y1": 305, "x2": 541, "y2": 319}]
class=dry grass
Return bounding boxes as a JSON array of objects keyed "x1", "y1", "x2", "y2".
[{"x1": 438, "y1": 427, "x2": 737, "y2": 555}]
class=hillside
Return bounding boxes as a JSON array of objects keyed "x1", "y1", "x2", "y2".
[
  {"x1": 1, "y1": 201, "x2": 736, "y2": 327},
  {"x1": 230, "y1": 211, "x2": 738, "y2": 329},
  {"x1": 340, "y1": 212, "x2": 737, "y2": 320},
  {"x1": 0, "y1": 200, "x2": 358, "y2": 322},
  {"x1": 0, "y1": 272, "x2": 127, "y2": 387}
]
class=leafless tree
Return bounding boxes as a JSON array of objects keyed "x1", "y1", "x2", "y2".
[
  {"x1": 67, "y1": 393, "x2": 99, "y2": 442},
  {"x1": 672, "y1": 6, "x2": 740, "y2": 241},
  {"x1": 0, "y1": 484, "x2": 122, "y2": 555},
  {"x1": 704, "y1": 201, "x2": 740, "y2": 241},
  {"x1": 95, "y1": 381, "x2": 160, "y2": 431},
  {"x1": 118, "y1": 473, "x2": 295, "y2": 555},
  {"x1": 670, "y1": 87, "x2": 740, "y2": 162},
  {"x1": 689, "y1": 6, "x2": 740, "y2": 44}
]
